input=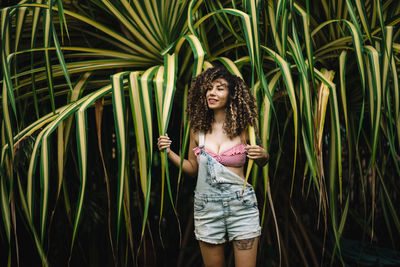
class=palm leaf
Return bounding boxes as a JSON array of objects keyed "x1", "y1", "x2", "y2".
[
  {"x1": 15, "y1": 175, "x2": 49, "y2": 267},
  {"x1": 72, "y1": 85, "x2": 112, "y2": 251},
  {"x1": 110, "y1": 72, "x2": 129, "y2": 241},
  {"x1": 261, "y1": 45, "x2": 299, "y2": 195},
  {"x1": 354, "y1": 0, "x2": 372, "y2": 43},
  {"x1": 364, "y1": 46, "x2": 382, "y2": 166},
  {"x1": 314, "y1": 67, "x2": 342, "y2": 201},
  {"x1": 293, "y1": 2, "x2": 316, "y2": 87},
  {"x1": 43, "y1": 6, "x2": 56, "y2": 112},
  {"x1": 0, "y1": 174, "x2": 11, "y2": 244},
  {"x1": 128, "y1": 69, "x2": 155, "y2": 239}
]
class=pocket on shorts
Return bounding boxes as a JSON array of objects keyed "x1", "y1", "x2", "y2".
[
  {"x1": 194, "y1": 198, "x2": 206, "y2": 212},
  {"x1": 241, "y1": 193, "x2": 258, "y2": 209}
]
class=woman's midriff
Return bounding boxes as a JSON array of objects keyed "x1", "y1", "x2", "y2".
[{"x1": 226, "y1": 166, "x2": 245, "y2": 179}]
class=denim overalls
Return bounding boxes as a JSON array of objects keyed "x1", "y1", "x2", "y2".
[{"x1": 193, "y1": 132, "x2": 261, "y2": 244}]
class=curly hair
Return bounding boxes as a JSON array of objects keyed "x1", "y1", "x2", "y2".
[{"x1": 187, "y1": 66, "x2": 258, "y2": 138}]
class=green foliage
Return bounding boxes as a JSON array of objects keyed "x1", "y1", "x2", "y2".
[{"x1": 1, "y1": 0, "x2": 400, "y2": 266}]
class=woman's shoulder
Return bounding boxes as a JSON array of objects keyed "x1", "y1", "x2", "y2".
[{"x1": 190, "y1": 128, "x2": 200, "y2": 146}]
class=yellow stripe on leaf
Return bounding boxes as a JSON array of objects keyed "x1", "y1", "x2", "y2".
[{"x1": 129, "y1": 72, "x2": 148, "y2": 197}]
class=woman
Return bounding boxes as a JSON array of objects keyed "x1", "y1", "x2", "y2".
[{"x1": 158, "y1": 66, "x2": 269, "y2": 267}]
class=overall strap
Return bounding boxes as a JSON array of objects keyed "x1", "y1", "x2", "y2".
[{"x1": 199, "y1": 131, "x2": 205, "y2": 148}]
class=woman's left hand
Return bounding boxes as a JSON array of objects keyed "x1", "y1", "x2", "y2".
[{"x1": 245, "y1": 145, "x2": 270, "y2": 166}]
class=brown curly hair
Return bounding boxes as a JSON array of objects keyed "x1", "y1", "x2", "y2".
[{"x1": 187, "y1": 66, "x2": 258, "y2": 138}]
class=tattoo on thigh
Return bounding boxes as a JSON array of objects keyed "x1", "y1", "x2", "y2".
[{"x1": 234, "y1": 238, "x2": 255, "y2": 250}]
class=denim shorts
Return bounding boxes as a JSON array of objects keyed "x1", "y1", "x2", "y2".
[{"x1": 194, "y1": 188, "x2": 261, "y2": 244}]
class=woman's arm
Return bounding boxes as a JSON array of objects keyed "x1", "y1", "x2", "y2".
[{"x1": 157, "y1": 129, "x2": 198, "y2": 177}]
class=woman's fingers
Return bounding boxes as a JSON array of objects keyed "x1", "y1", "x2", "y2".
[
  {"x1": 245, "y1": 145, "x2": 267, "y2": 159},
  {"x1": 157, "y1": 135, "x2": 172, "y2": 151}
]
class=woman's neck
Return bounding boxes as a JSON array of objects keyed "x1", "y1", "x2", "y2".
[{"x1": 213, "y1": 109, "x2": 226, "y2": 124}]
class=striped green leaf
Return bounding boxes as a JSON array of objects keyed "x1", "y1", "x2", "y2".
[
  {"x1": 161, "y1": 53, "x2": 180, "y2": 237},
  {"x1": 100, "y1": 0, "x2": 159, "y2": 55},
  {"x1": 382, "y1": 26, "x2": 393, "y2": 103},
  {"x1": 260, "y1": 73, "x2": 280, "y2": 223},
  {"x1": 51, "y1": 24, "x2": 73, "y2": 91},
  {"x1": 110, "y1": 72, "x2": 129, "y2": 241},
  {"x1": 0, "y1": 174, "x2": 10, "y2": 243},
  {"x1": 30, "y1": 1, "x2": 44, "y2": 117},
  {"x1": 129, "y1": 71, "x2": 149, "y2": 198},
  {"x1": 339, "y1": 51, "x2": 353, "y2": 180},
  {"x1": 1, "y1": 8, "x2": 17, "y2": 164},
  {"x1": 173, "y1": 34, "x2": 205, "y2": 202},
  {"x1": 314, "y1": 67, "x2": 342, "y2": 200},
  {"x1": 120, "y1": 0, "x2": 163, "y2": 47},
  {"x1": 151, "y1": 54, "x2": 183, "y2": 244},
  {"x1": 261, "y1": 45, "x2": 299, "y2": 193},
  {"x1": 316, "y1": 69, "x2": 334, "y2": 154},
  {"x1": 215, "y1": 57, "x2": 243, "y2": 78},
  {"x1": 364, "y1": 45, "x2": 382, "y2": 166},
  {"x1": 187, "y1": 0, "x2": 205, "y2": 39},
  {"x1": 14, "y1": 7, "x2": 27, "y2": 52},
  {"x1": 23, "y1": 2, "x2": 159, "y2": 59},
  {"x1": 127, "y1": 57, "x2": 159, "y2": 247},
  {"x1": 2, "y1": 7, "x2": 16, "y2": 116},
  {"x1": 288, "y1": 29, "x2": 314, "y2": 161},
  {"x1": 72, "y1": 85, "x2": 112, "y2": 251},
  {"x1": 354, "y1": 0, "x2": 372, "y2": 43},
  {"x1": 293, "y1": 2, "x2": 315, "y2": 86},
  {"x1": 38, "y1": 96, "x2": 99, "y2": 242},
  {"x1": 259, "y1": 71, "x2": 283, "y2": 264},
  {"x1": 390, "y1": 55, "x2": 400, "y2": 153},
  {"x1": 267, "y1": 0, "x2": 282, "y2": 54},
  {"x1": 15, "y1": 175, "x2": 49, "y2": 267},
  {"x1": 43, "y1": 6, "x2": 55, "y2": 112},
  {"x1": 174, "y1": 35, "x2": 206, "y2": 76}
]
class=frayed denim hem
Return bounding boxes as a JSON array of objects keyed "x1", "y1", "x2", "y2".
[
  {"x1": 194, "y1": 232, "x2": 228, "y2": 245},
  {"x1": 229, "y1": 228, "x2": 261, "y2": 242}
]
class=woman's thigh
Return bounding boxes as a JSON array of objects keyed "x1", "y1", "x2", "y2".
[
  {"x1": 233, "y1": 237, "x2": 259, "y2": 267},
  {"x1": 199, "y1": 241, "x2": 226, "y2": 267}
]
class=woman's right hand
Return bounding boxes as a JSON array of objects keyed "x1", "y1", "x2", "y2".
[{"x1": 157, "y1": 133, "x2": 172, "y2": 155}]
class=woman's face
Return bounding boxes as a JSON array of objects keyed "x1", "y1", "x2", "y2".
[{"x1": 206, "y1": 78, "x2": 229, "y2": 110}]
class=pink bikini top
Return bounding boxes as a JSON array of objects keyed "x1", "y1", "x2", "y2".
[{"x1": 193, "y1": 132, "x2": 247, "y2": 167}]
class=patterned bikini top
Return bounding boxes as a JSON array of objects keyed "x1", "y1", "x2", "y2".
[{"x1": 193, "y1": 132, "x2": 247, "y2": 167}]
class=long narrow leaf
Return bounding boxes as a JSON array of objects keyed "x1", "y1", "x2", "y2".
[
  {"x1": 129, "y1": 68, "x2": 157, "y2": 239},
  {"x1": 128, "y1": 71, "x2": 148, "y2": 197},
  {"x1": 293, "y1": 2, "x2": 315, "y2": 86},
  {"x1": 261, "y1": 45, "x2": 298, "y2": 193},
  {"x1": 72, "y1": 85, "x2": 112, "y2": 251},
  {"x1": 100, "y1": 0, "x2": 159, "y2": 54},
  {"x1": 0, "y1": 174, "x2": 11, "y2": 243},
  {"x1": 314, "y1": 67, "x2": 342, "y2": 201},
  {"x1": 43, "y1": 7, "x2": 55, "y2": 112},
  {"x1": 111, "y1": 72, "x2": 129, "y2": 241},
  {"x1": 364, "y1": 46, "x2": 382, "y2": 166}
]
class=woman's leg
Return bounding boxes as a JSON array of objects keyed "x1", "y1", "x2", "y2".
[
  {"x1": 232, "y1": 237, "x2": 258, "y2": 267},
  {"x1": 199, "y1": 241, "x2": 226, "y2": 267}
]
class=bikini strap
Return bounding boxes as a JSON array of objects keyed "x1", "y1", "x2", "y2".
[{"x1": 199, "y1": 131, "x2": 205, "y2": 148}]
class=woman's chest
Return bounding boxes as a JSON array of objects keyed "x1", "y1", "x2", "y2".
[{"x1": 204, "y1": 133, "x2": 243, "y2": 155}]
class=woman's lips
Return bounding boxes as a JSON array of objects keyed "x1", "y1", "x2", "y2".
[{"x1": 208, "y1": 98, "x2": 217, "y2": 104}]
